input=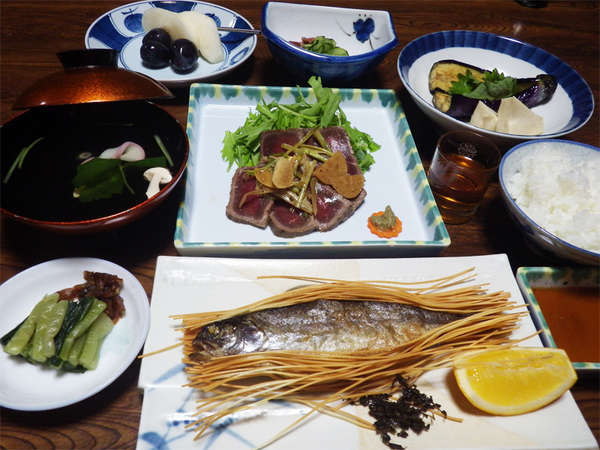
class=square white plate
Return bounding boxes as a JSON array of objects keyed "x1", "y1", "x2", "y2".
[
  {"x1": 174, "y1": 84, "x2": 450, "y2": 257},
  {"x1": 137, "y1": 255, "x2": 597, "y2": 449}
]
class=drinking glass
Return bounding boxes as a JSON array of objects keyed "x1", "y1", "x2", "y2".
[{"x1": 427, "y1": 130, "x2": 501, "y2": 224}]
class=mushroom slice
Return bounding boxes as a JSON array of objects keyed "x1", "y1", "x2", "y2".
[{"x1": 143, "y1": 167, "x2": 172, "y2": 199}]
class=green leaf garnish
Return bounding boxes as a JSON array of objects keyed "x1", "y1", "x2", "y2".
[
  {"x1": 448, "y1": 69, "x2": 520, "y2": 100},
  {"x1": 72, "y1": 156, "x2": 167, "y2": 202}
]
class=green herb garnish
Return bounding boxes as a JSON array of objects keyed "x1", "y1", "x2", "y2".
[
  {"x1": 302, "y1": 36, "x2": 349, "y2": 56},
  {"x1": 221, "y1": 76, "x2": 380, "y2": 172},
  {"x1": 3, "y1": 137, "x2": 45, "y2": 184},
  {"x1": 153, "y1": 134, "x2": 174, "y2": 167},
  {"x1": 449, "y1": 69, "x2": 520, "y2": 100},
  {"x1": 72, "y1": 156, "x2": 167, "y2": 202}
]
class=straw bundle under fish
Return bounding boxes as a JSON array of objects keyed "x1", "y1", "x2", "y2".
[{"x1": 154, "y1": 268, "x2": 527, "y2": 445}]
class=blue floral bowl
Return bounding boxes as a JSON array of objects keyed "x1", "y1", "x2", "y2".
[
  {"x1": 397, "y1": 30, "x2": 594, "y2": 148},
  {"x1": 499, "y1": 139, "x2": 600, "y2": 266},
  {"x1": 261, "y1": 2, "x2": 398, "y2": 83}
]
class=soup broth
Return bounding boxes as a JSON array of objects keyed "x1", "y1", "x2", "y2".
[
  {"x1": 532, "y1": 286, "x2": 600, "y2": 362},
  {"x1": 1, "y1": 101, "x2": 186, "y2": 222}
]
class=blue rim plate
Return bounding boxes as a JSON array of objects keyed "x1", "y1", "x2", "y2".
[
  {"x1": 85, "y1": 0, "x2": 257, "y2": 86},
  {"x1": 397, "y1": 30, "x2": 594, "y2": 140},
  {"x1": 516, "y1": 266, "x2": 600, "y2": 372}
]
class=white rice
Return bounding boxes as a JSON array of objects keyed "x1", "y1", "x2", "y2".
[{"x1": 504, "y1": 141, "x2": 600, "y2": 254}]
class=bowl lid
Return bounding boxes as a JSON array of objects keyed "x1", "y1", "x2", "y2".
[{"x1": 13, "y1": 49, "x2": 173, "y2": 109}]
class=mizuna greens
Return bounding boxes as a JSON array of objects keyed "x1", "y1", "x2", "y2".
[{"x1": 221, "y1": 76, "x2": 380, "y2": 172}]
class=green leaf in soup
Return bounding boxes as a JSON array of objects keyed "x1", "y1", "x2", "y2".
[
  {"x1": 73, "y1": 158, "x2": 120, "y2": 187},
  {"x1": 75, "y1": 169, "x2": 124, "y2": 203}
]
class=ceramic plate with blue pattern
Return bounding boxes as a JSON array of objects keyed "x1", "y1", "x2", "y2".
[
  {"x1": 174, "y1": 83, "x2": 450, "y2": 257},
  {"x1": 516, "y1": 266, "x2": 600, "y2": 372},
  {"x1": 136, "y1": 255, "x2": 597, "y2": 449},
  {"x1": 397, "y1": 30, "x2": 594, "y2": 146},
  {"x1": 85, "y1": 1, "x2": 257, "y2": 86}
]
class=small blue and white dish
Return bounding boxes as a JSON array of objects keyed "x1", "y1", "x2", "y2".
[
  {"x1": 499, "y1": 139, "x2": 600, "y2": 266},
  {"x1": 85, "y1": 0, "x2": 257, "y2": 86},
  {"x1": 516, "y1": 266, "x2": 600, "y2": 372},
  {"x1": 397, "y1": 30, "x2": 594, "y2": 147},
  {"x1": 261, "y1": 2, "x2": 398, "y2": 83}
]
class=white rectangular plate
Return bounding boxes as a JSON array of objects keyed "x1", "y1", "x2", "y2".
[
  {"x1": 137, "y1": 255, "x2": 597, "y2": 449},
  {"x1": 174, "y1": 84, "x2": 449, "y2": 257}
]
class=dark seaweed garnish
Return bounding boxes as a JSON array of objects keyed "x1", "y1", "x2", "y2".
[{"x1": 357, "y1": 376, "x2": 447, "y2": 449}]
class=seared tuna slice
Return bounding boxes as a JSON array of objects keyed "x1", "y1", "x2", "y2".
[
  {"x1": 315, "y1": 126, "x2": 362, "y2": 175},
  {"x1": 315, "y1": 183, "x2": 366, "y2": 232},
  {"x1": 226, "y1": 167, "x2": 273, "y2": 228},
  {"x1": 260, "y1": 129, "x2": 306, "y2": 157},
  {"x1": 269, "y1": 200, "x2": 317, "y2": 237}
]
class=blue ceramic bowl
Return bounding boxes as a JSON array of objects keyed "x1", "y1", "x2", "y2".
[
  {"x1": 261, "y1": 2, "x2": 398, "y2": 83},
  {"x1": 397, "y1": 30, "x2": 594, "y2": 148},
  {"x1": 499, "y1": 139, "x2": 600, "y2": 265}
]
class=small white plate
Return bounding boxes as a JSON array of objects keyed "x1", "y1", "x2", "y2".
[
  {"x1": 85, "y1": 1, "x2": 257, "y2": 86},
  {"x1": 0, "y1": 257, "x2": 150, "y2": 411}
]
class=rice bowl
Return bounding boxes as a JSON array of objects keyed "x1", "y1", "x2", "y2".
[{"x1": 499, "y1": 139, "x2": 600, "y2": 265}]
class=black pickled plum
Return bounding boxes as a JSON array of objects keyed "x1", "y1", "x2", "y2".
[
  {"x1": 143, "y1": 28, "x2": 172, "y2": 48},
  {"x1": 140, "y1": 40, "x2": 171, "y2": 69},
  {"x1": 171, "y1": 39, "x2": 198, "y2": 73}
]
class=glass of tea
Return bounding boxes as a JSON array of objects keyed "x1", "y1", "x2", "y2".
[{"x1": 428, "y1": 130, "x2": 500, "y2": 224}]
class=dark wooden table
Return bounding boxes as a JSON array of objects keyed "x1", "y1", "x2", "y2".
[{"x1": 1, "y1": 1, "x2": 598, "y2": 448}]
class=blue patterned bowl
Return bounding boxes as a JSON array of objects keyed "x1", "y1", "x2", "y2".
[
  {"x1": 86, "y1": 1, "x2": 257, "y2": 86},
  {"x1": 499, "y1": 139, "x2": 600, "y2": 265},
  {"x1": 261, "y1": 2, "x2": 398, "y2": 83},
  {"x1": 397, "y1": 30, "x2": 594, "y2": 148}
]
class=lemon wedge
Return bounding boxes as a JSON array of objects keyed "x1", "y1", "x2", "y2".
[{"x1": 453, "y1": 347, "x2": 577, "y2": 415}]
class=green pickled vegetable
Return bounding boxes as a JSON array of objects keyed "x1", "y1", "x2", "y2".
[
  {"x1": 29, "y1": 298, "x2": 66, "y2": 363},
  {"x1": 42, "y1": 301, "x2": 69, "y2": 358},
  {"x1": 58, "y1": 299, "x2": 107, "y2": 361},
  {"x1": 79, "y1": 312, "x2": 114, "y2": 370},
  {"x1": 52, "y1": 297, "x2": 93, "y2": 362},
  {"x1": 3, "y1": 293, "x2": 58, "y2": 356},
  {"x1": 1, "y1": 318, "x2": 26, "y2": 346},
  {"x1": 301, "y1": 36, "x2": 349, "y2": 56},
  {"x1": 67, "y1": 331, "x2": 87, "y2": 367}
]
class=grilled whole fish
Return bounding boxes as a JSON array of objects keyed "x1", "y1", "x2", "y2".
[{"x1": 191, "y1": 300, "x2": 464, "y2": 361}]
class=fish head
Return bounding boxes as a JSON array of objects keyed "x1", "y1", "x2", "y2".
[{"x1": 192, "y1": 318, "x2": 265, "y2": 360}]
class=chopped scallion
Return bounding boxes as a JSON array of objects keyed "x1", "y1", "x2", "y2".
[
  {"x1": 3, "y1": 136, "x2": 45, "y2": 184},
  {"x1": 153, "y1": 134, "x2": 174, "y2": 167}
]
